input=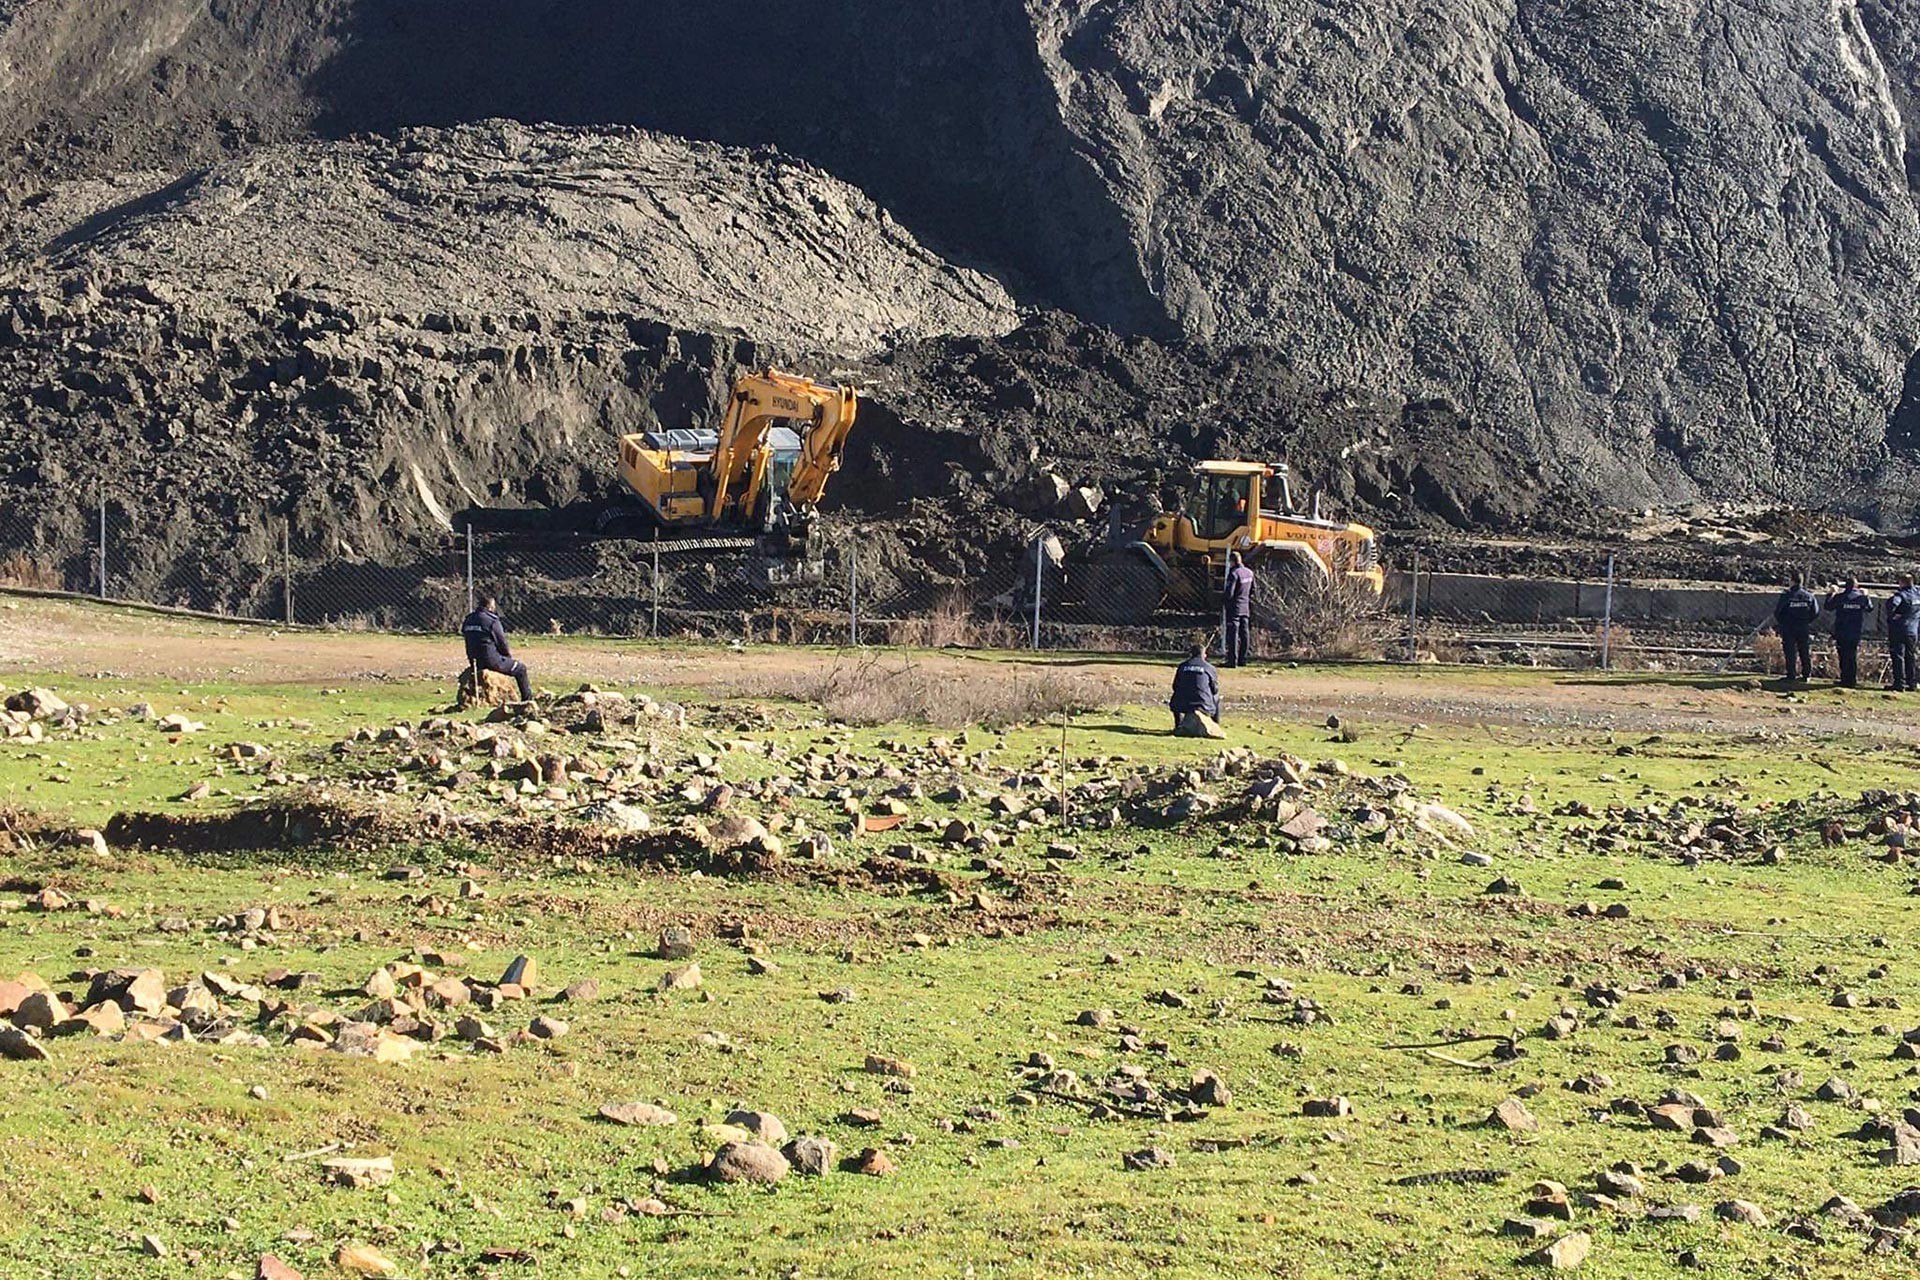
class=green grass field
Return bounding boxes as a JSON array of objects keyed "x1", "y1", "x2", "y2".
[{"x1": 4, "y1": 601, "x2": 1920, "y2": 1278}]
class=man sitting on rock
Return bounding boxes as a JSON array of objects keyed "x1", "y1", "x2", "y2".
[
  {"x1": 461, "y1": 594, "x2": 534, "y2": 702},
  {"x1": 1169, "y1": 638, "x2": 1223, "y2": 737}
]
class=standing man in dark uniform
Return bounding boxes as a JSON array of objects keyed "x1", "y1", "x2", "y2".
[
  {"x1": 1824, "y1": 574, "x2": 1874, "y2": 689},
  {"x1": 462, "y1": 594, "x2": 534, "y2": 702},
  {"x1": 1222, "y1": 552, "x2": 1255, "y2": 668},
  {"x1": 1891, "y1": 574, "x2": 1920, "y2": 692},
  {"x1": 1771, "y1": 571, "x2": 1820, "y2": 684}
]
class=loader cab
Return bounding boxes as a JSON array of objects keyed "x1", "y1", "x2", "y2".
[{"x1": 1183, "y1": 462, "x2": 1269, "y2": 544}]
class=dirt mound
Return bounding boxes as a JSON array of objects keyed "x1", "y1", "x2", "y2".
[
  {"x1": 0, "y1": 124, "x2": 1016, "y2": 607},
  {"x1": 5, "y1": 123, "x2": 1015, "y2": 350},
  {"x1": 6, "y1": 0, "x2": 1920, "y2": 515},
  {"x1": 101, "y1": 799, "x2": 784, "y2": 878}
]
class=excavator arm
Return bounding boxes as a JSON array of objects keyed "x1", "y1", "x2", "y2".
[{"x1": 707, "y1": 370, "x2": 859, "y2": 521}]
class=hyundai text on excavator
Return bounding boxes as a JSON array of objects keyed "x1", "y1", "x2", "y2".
[
  {"x1": 1080, "y1": 460, "x2": 1384, "y2": 631},
  {"x1": 609, "y1": 368, "x2": 858, "y2": 583}
]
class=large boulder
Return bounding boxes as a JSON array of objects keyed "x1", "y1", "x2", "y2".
[
  {"x1": 458, "y1": 668, "x2": 520, "y2": 710},
  {"x1": 1174, "y1": 711, "x2": 1225, "y2": 740},
  {"x1": 709, "y1": 1141, "x2": 790, "y2": 1184},
  {"x1": 3, "y1": 688, "x2": 67, "y2": 720}
]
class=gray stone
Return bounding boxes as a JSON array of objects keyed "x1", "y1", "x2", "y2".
[
  {"x1": 709, "y1": 1141, "x2": 789, "y2": 1184},
  {"x1": 724, "y1": 1110, "x2": 789, "y2": 1145},
  {"x1": 783, "y1": 1136, "x2": 838, "y2": 1177}
]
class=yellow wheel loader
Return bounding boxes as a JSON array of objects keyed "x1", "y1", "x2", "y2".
[
  {"x1": 1082, "y1": 461, "x2": 1384, "y2": 632},
  {"x1": 609, "y1": 368, "x2": 858, "y2": 582}
]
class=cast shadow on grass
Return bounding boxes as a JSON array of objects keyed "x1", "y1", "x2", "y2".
[{"x1": 1077, "y1": 722, "x2": 1178, "y2": 737}]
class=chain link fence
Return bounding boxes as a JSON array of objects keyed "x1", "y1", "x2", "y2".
[
  {"x1": 1399, "y1": 550, "x2": 1916, "y2": 676},
  {"x1": 0, "y1": 490, "x2": 1907, "y2": 673}
]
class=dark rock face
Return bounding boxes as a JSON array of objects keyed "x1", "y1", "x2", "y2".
[
  {"x1": 1022, "y1": 0, "x2": 1920, "y2": 507},
  {"x1": 3, "y1": 0, "x2": 1920, "y2": 517}
]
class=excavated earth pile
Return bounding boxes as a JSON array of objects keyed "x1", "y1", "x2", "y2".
[{"x1": 3, "y1": 0, "x2": 1920, "y2": 598}]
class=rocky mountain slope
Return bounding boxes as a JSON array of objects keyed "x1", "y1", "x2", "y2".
[{"x1": 3, "y1": 0, "x2": 1920, "y2": 594}]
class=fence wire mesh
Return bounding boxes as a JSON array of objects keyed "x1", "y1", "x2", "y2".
[{"x1": 1, "y1": 491, "x2": 1911, "y2": 674}]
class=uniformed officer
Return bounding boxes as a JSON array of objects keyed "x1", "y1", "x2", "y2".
[
  {"x1": 1891, "y1": 574, "x2": 1920, "y2": 693},
  {"x1": 1771, "y1": 571, "x2": 1820, "y2": 684},
  {"x1": 1824, "y1": 575, "x2": 1874, "y2": 689},
  {"x1": 461, "y1": 594, "x2": 534, "y2": 702}
]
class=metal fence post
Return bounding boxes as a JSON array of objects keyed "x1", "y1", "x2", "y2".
[
  {"x1": 282, "y1": 519, "x2": 293, "y2": 626},
  {"x1": 1405, "y1": 553, "x2": 1420, "y2": 662},
  {"x1": 1031, "y1": 539, "x2": 1043, "y2": 650},
  {"x1": 650, "y1": 532, "x2": 661, "y2": 639},
  {"x1": 1601, "y1": 553, "x2": 1616, "y2": 670},
  {"x1": 96, "y1": 487, "x2": 107, "y2": 600},
  {"x1": 465, "y1": 523, "x2": 475, "y2": 614}
]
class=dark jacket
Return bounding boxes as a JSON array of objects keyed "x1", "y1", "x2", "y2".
[
  {"x1": 1892, "y1": 589, "x2": 1920, "y2": 639},
  {"x1": 1224, "y1": 565, "x2": 1255, "y2": 618},
  {"x1": 461, "y1": 608, "x2": 512, "y2": 665},
  {"x1": 1773, "y1": 586, "x2": 1820, "y2": 632},
  {"x1": 1825, "y1": 587, "x2": 1874, "y2": 641},
  {"x1": 1170, "y1": 655, "x2": 1221, "y2": 718}
]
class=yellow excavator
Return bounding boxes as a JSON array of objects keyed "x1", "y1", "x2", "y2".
[
  {"x1": 611, "y1": 369, "x2": 858, "y2": 577},
  {"x1": 1081, "y1": 460, "x2": 1384, "y2": 629}
]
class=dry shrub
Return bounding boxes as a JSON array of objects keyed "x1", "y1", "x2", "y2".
[
  {"x1": 0, "y1": 551, "x2": 61, "y2": 590},
  {"x1": 882, "y1": 590, "x2": 1023, "y2": 650},
  {"x1": 735, "y1": 653, "x2": 1120, "y2": 728},
  {"x1": 1274, "y1": 575, "x2": 1393, "y2": 661},
  {"x1": 1752, "y1": 632, "x2": 1784, "y2": 675}
]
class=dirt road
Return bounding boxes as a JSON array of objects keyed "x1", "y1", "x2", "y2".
[{"x1": 2, "y1": 594, "x2": 1910, "y2": 742}]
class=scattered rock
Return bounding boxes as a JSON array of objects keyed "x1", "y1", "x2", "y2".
[
  {"x1": 1489, "y1": 1097, "x2": 1538, "y2": 1133},
  {"x1": 709, "y1": 1141, "x2": 790, "y2": 1184},
  {"x1": 256, "y1": 1255, "x2": 304, "y2": 1280},
  {"x1": 659, "y1": 963, "x2": 702, "y2": 992},
  {"x1": 335, "y1": 1243, "x2": 398, "y2": 1276},
  {"x1": 0, "y1": 1024, "x2": 50, "y2": 1061},
  {"x1": 724, "y1": 1110, "x2": 789, "y2": 1145},
  {"x1": 321, "y1": 1156, "x2": 395, "y2": 1189},
  {"x1": 1523, "y1": 1232, "x2": 1591, "y2": 1270},
  {"x1": 1714, "y1": 1199, "x2": 1768, "y2": 1228},
  {"x1": 1122, "y1": 1146, "x2": 1175, "y2": 1171},
  {"x1": 865, "y1": 1054, "x2": 917, "y2": 1079},
  {"x1": 783, "y1": 1136, "x2": 838, "y2": 1177},
  {"x1": 599, "y1": 1102, "x2": 678, "y2": 1127},
  {"x1": 853, "y1": 1147, "x2": 897, "y2": 1176}
]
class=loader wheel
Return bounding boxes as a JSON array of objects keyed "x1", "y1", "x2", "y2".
[{"x1": 1082, "y1": 553, "x2": 1165, "y2": 625}]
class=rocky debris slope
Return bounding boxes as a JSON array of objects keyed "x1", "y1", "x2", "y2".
[
  {"x1": 4, "y1": 123, "x2": 1016, "y2": 352},
  {"x1": 7, "y1": 0, "x2": 1920, "y2": 513},
  {"x1": 0, "y1": 124, "x2": 1016, "y2": 603},
  {"x1": 851, "y1": 312, "x2": 1559, "y2": 535}
]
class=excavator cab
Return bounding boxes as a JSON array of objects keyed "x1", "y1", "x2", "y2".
[{"x1": 612, "y1": 369, "x2": 857, "y2": 586}]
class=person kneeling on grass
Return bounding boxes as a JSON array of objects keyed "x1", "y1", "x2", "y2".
[
  {"x1": 461, "y1": 593, "x2": 534, "y2": 702},
  {"x1": 1170, "y1": 639, "x2": 1222, "y2": 736}
]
